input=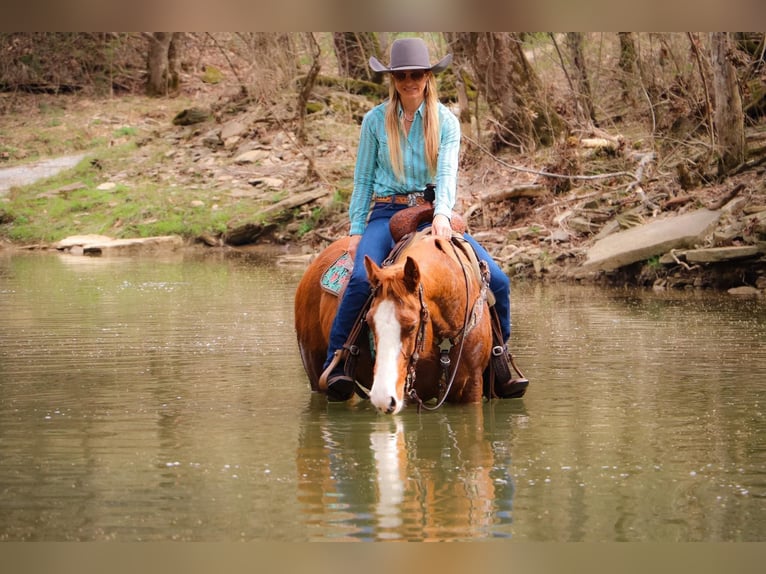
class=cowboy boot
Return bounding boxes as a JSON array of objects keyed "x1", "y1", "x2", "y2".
[
  {"x1": 486, "y1": 307, "x2": 529, "y2": 399},
  {"x1": 491, "y1": 344, "x2": 529, "y2": 399}
]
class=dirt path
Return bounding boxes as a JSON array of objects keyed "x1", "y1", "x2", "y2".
[{"x1": 0, "y1": 154, "x2": 87, "y2": 195}]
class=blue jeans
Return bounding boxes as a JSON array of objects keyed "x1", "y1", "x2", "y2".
[{"x1": 323, "y1": 202, "x2": 512, "y2": 370}]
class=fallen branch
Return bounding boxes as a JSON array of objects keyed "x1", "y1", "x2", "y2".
[
  {"x1": 625, "y1": 151, "x2": 655, "y2": 193},
  {"x1": 257, "y1": 188, "x2": 328, "y2": 218},
  {"x1": 706, "y1": 183, "x2": 745, "y2": 210},
  {"x1": 534, "y1": 187, "x2": 618, "y2": 213},
  {"x1": 312, "y1": 229, "x2": 339, "y2": 243},
  {"x1": 662, "y1": 195, "x2": 694, "y2": 209},
  {"x1": 581, "y1": 137, "x2": 618, "y2": 150},
  {"x1": 481, "y1": 185, "x2": 547, "y2": 204},
  {"x1": 670, "y1": 248, "x2": 700, "y2": 271},
  {"x1": 463, "y1": 134, "x2": 636, "y2": 182}
]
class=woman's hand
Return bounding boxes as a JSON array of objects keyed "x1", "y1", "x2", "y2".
[
  {"x1": 431, "y1": 214, "x2": 452, "y2": 238},
  {"x1": 347, "y1": 234, "x2": 362, "y2": 258}
]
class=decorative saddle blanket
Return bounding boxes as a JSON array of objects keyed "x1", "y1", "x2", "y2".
[{"x1": 320, "y1": 250, "x2": 354, "y2": 297}]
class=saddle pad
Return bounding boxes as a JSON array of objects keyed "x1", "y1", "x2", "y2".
[{"x1": 320, "y1": 251, "x2": 354, "y2": 297}]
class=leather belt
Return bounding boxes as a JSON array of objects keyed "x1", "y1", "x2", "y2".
[{"x1": 374, "y1": 193, "x2": 426, "y2": 207}]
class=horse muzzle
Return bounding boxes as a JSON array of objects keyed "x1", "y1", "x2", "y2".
[{"x1": 370, "y1": 388, "x2": 405, "y2": 415}]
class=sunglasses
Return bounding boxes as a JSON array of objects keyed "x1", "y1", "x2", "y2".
[{"x1": 392, "y1": 70, "x2": 426, "y2": 82}]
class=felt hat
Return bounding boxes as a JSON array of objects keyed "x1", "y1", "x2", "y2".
[{"x1": 369, "y1": 37, "x2": 452, "y2": 74}]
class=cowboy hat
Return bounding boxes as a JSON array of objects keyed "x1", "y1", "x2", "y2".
[{"x1": 369, "y1": 37, "x2": 453, "y2": 74}]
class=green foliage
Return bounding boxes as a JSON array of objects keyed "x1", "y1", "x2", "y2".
[
  {"x1": 306, "y1": 101, "x2": 324, "y2": 114},
  {"x1": 201, "y1": 65, "x2": 223, "y2": 84},
  {"x1": 647, "y1": 255, "x2": 662, "y2": 269},
  {"x1": 334, "y1": 185, "x2": 352, "y2": 203},
  {"x1": 112, "y1": 126, "x2": 137, "y2": 137},
  {"x1": 296, "y1": 206, "x2": 323, "y2": 237}
]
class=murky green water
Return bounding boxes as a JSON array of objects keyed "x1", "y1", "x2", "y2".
[{"x1": 1, "y1": 251, "x2": 764, "y2": 541}]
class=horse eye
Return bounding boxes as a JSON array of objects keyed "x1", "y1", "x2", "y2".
[{"x1": 402, "y1": 324, "x2": 416, "y2": 335}]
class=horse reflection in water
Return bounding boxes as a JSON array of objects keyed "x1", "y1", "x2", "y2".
[
  {"x1": 367, "y1": 415, "x2": 502, "y2": 540},
  {"x1": 296, "y1": 397, "x2": 516, "y2": 541},
  {"x1": 295, "y1": 232, "x2": 492, "y2": 414}
]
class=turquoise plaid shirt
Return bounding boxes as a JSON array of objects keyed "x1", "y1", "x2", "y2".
[{"x1": 348, "y1": 100, "x2": 460, "y2": 235}]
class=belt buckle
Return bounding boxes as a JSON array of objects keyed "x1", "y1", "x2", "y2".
[{"x1": 407, "y1": 193, "x2": 419, "y2": 207}]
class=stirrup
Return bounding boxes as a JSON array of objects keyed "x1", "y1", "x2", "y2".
[
  {"x1": 318, "y1": 350, "x2": 355, "y2": 401},
  {"x1": 318, "y1": 350, "x2": 343, "y2": 392},
  {"x1": 508, "y1": 352, "x2": 529, "y2": 384},
  {"x1": 318, "y1": 349, "x2": 356, "y2": 402}
]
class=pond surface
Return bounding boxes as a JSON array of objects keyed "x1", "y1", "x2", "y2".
[{"x1": 1, "y1": 250, "x2": 764, "y2": 541}]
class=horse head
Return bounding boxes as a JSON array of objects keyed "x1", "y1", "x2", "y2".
[{"x1": 364, "y1": 253, "x2": 427, "y2": 414}]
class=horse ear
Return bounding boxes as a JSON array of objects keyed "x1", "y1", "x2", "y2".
[
  {"x1": 364, "y1": 255, "x2": 381, "y2": 288},
  {"x1": 403, "y1": 256, "x2": 420, "y2": 292}
]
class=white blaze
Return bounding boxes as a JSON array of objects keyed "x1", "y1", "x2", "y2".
[
  {"x1": 369, "y1": 299, "x2": 403, "y2": 413},
  {"x1": 370, "y1": 418, "x2": 405, "y2": 535}
]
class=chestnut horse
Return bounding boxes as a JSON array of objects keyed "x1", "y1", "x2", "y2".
[{"x1": 294, "y1": 231, "x2": 492, "y2": 414}]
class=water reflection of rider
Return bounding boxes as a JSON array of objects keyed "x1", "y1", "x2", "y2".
[
  {"x1": 320, "y1": 37, "x2": 513, "y2": 401},
  {"x1": 296, "y1": 397, "x2": 522, "y2": 541}
]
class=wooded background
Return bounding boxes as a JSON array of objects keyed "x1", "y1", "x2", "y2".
[{"x1": 1, "y1": 32, "x2": 764, "y2": 178}]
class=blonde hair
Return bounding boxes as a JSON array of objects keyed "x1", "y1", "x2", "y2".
[{"x1": 384, "y1": 74, "x2": 440, "y2": 181}]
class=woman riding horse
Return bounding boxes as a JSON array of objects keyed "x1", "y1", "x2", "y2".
[{"x1": 319, "y1": 37, "x2": 517, "y2": 401}]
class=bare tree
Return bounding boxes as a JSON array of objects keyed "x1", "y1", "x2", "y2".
[
  {"x1": 617, "y1": 32, "x2": 640, "y2": 105},
  {"x1": 297, "y1": 33, "x2": 321, "y2": 146},
  {"x1": 709, "y1": 32, "x2": 746, "y2": 175},
  {"x1": 452, "y1": 32, "x2": 564, "y2": 152},
  {"x1": 444, "y1": 33, "x2": 474, "y2": 128},
  {"x1": 565, "y1": 33, "x2": 596, "y2": 125},
  {"x1": 688, "y1": 32, "x2": 715, "y2": 149},
  {"x1": 144, "y1": 32, "x2": 180, "y2": 96},
  {"x1": 734, "y1": 32, "x2": 766, "y2": 120},
  {"x1": 333, "y1": 32, "x2": 382, "y2": 83}
]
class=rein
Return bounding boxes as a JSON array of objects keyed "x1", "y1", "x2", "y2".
[{"x1": 405, "y1": 236, "x2": 486, "y2": 413}]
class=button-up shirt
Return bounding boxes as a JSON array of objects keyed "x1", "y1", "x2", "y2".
[{"x1": 348, "y1": 100, "x2": 460, "y2": 235}]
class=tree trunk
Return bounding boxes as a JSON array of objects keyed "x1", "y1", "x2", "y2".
[
  {"x1": 709, "y1": 32, "x2": 746, "y2": 175},
  {"x1": 145, "y1": 32, "x2": 180, "y2": 96},
  {"x1": 688, "y1": 32, "x2": 715, "y2": 148},
  {"x1": 333, "y1": 32, "x2": 382, "y2": 84},
  {"x1": 297, "y1": 33, "x2": 321, "y2": 148},
  {"x1": 444, "y1": 33, "x2": 474, "y2": 132},
  {"x1": 453, "y1": 66, "x2": 472, "y2": 125},
  {"x1": 565, "y1": 32, "x2": 596, "y2": 125},
  {"x1": 733, "y1": 32, "x2": 766, "y2": 120},
  {"x1": 452, "y1": 32, "x2": 564, "y2": 152},
  {"x1": 617, "y1": 32, "x2": 640, "y2": 104}
]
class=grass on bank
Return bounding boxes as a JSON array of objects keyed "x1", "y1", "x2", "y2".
[
  {"x1": 0, "y1": 92, "x2": 353, "y2": 245},
  {"x1": 0, "y1": 144, "x2": 267, "y2": 244}
]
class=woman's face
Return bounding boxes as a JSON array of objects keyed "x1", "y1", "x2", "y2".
[{"x1": 392, "y1": 70, "x2": 430, "y2": 101}]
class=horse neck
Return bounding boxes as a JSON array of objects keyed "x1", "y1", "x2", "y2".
[
  {"x1": 413, "y1": 239, "x2": 476, "y2": 336},
  {"x1": 417, "y1": 237, "x2": 473, "y2": 289}
]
